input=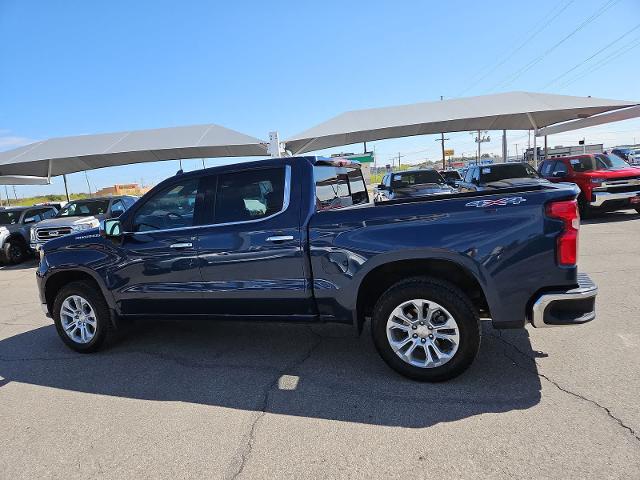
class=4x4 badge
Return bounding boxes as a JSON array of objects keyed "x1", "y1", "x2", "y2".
[{"x1": 465, "y1": 197, "x2": 527, "y2": 208}]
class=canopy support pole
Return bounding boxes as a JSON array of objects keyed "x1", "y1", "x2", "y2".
[
  {"x1": 268, "y1": 131, "x2": 284, "y2": 158},
  {"x1": 526, "y1": 113, "x2": 539, "y2": 166},
  {"x1": 47, "y1": 159, "x2": 52, "y2": 182},
  {"x1": 544, "y1": 135, "x2": 548, "y2": 161},
  {"x1": 62, "y1": 174, "x2": 70, "y2": 202},
  {"x1": 502, "y1": 130, "x2": 507, "y2": 163}
]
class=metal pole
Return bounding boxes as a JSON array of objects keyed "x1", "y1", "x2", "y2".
[
  {"x1": 13, "y1": 186, "x2": 18, "y2": 201},
  {"x1": 363, "y1": 141, "x2": 367, "y2": 153},
  {"x1": 63, "y1": 174, "x2": 70, "y2": 202},
  {"x1": 84, "y1": 171, "x2": 92, "y2": 197},
  {"x1": 544, "y1": 135, "x2": 548, "y2": 160},
  {"x1": 477, "y1": 130, "x2": 481, "y2": 163},
  {"x1": 4, "y1": 186, "x2": 11, "y2": 207},
  {"x1": 533, "y1": 129, "x2": 538, "y2": 166},
  {"x1": 583, "y1": 138, "x2": 586, "y2": 154},
  {"x1": 502, "y1": 130, "x2": 507, "y2": 163},
  {"x1": 440, "y1": 96, "x2": 445, "y2": 170}
]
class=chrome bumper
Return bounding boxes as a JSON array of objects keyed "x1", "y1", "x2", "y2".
[
  {"x1": 590, "y1": 190, "x2": 640, "y2": 207},
  {"x1": 531, "y1": 273, "x2": 597, "y2": 328}
]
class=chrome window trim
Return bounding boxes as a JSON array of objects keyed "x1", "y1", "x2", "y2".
[{"x1": 125, "y1": 165, "x2": 291, "y2": 235}]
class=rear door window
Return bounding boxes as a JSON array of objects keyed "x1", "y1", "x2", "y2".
[{"x1": 213, "y1": 167, "x2": 285, "y2": 224}]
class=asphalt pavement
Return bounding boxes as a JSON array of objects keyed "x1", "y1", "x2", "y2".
[{"x1": 0, "y1": 211, "x2": 639, "y2": 479}]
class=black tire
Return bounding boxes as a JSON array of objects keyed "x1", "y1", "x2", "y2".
[
  {"x1": 52, "y1": 281, "x2": 112, "y2": 353},
  {"x1": 578, "y1": 195, "x2": 593, "y2": 219},
  {"x1": 2, "y1": 240, "x2": 26, "y2": 265},
  {"x1": 371, "y1": 276, "x2": 480, "y2": 382}
]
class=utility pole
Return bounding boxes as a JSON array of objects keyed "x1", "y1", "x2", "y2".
[
  {"x1": 473, "y1": 130, "x2": 490, "y2": 163},
  {"x1": 62, "y1": 174, "x2": 70, "y2": 202},
  {"x1": 4, "y1": 186, "x2": 10, "y2": 207},
  {"x1": 514, "y1": 144, "x2": 519, "y2": 161},
  {"x1": 436, "y1": 95, "x2": 449, "y2": 170},
  {"x1": 13, "y1": 186, "x2": 18, "y2": 201}
]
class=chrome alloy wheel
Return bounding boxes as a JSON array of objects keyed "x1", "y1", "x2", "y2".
[
  {"x1": 60, "y1": 295, "x2": 97, "y2": 344},
  {"x1": 386, "y1": 299, "x2": 460, "y2": 368}
]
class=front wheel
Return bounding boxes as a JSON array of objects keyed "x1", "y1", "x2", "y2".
[
  {"x1": 52, "y1": 281, "x2": 112, "y2": 353},
  {"x1": 2, "y1": 240, "x2": 26, "y2": 264},
  {"x1": 371, "y1": 277, "x2": 480, "y2": 382}
]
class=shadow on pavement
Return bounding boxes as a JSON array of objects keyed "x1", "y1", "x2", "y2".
[
  {"x1": 0, "y1": 319, "x2": 542, "y2": 428},
  {"x1": 582, "y1": 210, "x2": 639, "y2": 225},
  {"x1": 0, "y1": 259, "x2": 38, "y2": 270}
]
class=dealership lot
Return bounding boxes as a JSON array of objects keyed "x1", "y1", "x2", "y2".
[{"x1": 0, "y1": 212, "x2": 639, "y2": 479}]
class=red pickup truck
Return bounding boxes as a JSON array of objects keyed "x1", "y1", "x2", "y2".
[{"x1": 538, "y1": 153, "x2": 640, "y2": 217}]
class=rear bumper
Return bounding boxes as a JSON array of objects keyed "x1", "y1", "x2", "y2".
[
  {"x1": 530, "y1": 273, "x2": 597, "y2": 328},
  {"x1": 590, "y1": 190, "x2": 640, "y2": 207}
]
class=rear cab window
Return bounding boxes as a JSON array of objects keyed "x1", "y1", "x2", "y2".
[{"x1": 314, "y1": 164, "x2": 369, "y2": 211}]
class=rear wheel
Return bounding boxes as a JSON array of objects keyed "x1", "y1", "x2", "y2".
[
  {"x1": 2, "y1": 240, "x2": 26, "y2": 265},
  {"x1": 371, "y1": 277, "x2": 480, "y2": 382},
  {"x1": 53, "y1": 281, "x2": 112, "y2": 353},
  {"x1": 578, "y1": 195, "x2": 593, "y2": 219}
]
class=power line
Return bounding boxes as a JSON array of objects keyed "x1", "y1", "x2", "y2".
[
  {"x1": 491, "y1": 0, "x2": 621, "y2": 91},
  {"x1": 557, "y1": 34, "x2": 640, "y2": 89},
  {"x1": 458, "y1": 0, "x2": 574, "y2": 96},
  {"x1": 541, "y1": 23, "x2": 640, "y2": 90}
]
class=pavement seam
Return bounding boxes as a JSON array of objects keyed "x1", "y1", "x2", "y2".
[
  {"x1": 226, "y1": 327, "x2": 324, "y2": 480},
  {"x1": 490, "y1": 332, "x2": 640, "y2": 443}
]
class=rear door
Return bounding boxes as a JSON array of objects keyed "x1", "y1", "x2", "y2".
[
  {"x1": 196, "y1": 164, "x2": 313, "y2": 319},
  {"x1": 113, "y1": 176, "x2": 205, "y2": 316}
]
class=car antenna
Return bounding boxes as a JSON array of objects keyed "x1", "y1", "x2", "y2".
[{"x1": 176, "y1": 169, "x2": 184, "y2": 175}]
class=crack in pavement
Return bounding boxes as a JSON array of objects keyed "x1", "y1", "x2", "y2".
[
  {"x1": 226, "y1": 327, "x2": 324, "y2": 480},
  {"x1": 490, "y1": 332, "x2": 640, "y2": 443}
]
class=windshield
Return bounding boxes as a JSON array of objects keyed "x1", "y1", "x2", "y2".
[
  {"x1": 57, "y1": 200, "x2": 110, "y2": 217},
  {"x1": 440, "y1": 171, "x2": 462, "y2": 181},
  {"x1": 392, "y1": 170, "x2": 445, "y2": 187},
  {"x1": 479, "y1": 164, "x2": 539, "y2": 183},
  {"x1": 0, "y1": 211, "x2": 21, "y2": 225},
  {"x1": 569, "y1": 154, "x2": 630, "y2": 172}
]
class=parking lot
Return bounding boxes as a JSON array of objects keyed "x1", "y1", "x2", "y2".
[{"x1": 0, "y1": 211, "x2": 638, "y2": 479}]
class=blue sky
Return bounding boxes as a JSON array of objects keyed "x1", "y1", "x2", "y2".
[{"x1": 1, "y1": 0, "x2": 640, "y2": 196}]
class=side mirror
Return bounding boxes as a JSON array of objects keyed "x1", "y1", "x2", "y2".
[
  {"x1": 111, "y1": 210, "x2": 123, "y2": 218},
  {"x1": 100, "y1": 219, "x2": 122, "y2": 238}
]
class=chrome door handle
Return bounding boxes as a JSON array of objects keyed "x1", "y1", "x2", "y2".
[
  {"x1": 266, "y1": 235, "x2": 294, "y2": 243},
  {"x1": 170, "y1": 242, "x2": 193, "y2": 249}
]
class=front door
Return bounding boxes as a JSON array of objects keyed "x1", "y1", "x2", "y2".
[
  {"x1": 197, "y1": 165, "x2": 314, "y2": 319},
  {"x1": 113, "y1": 176, "x2": 205, "y2": 316}
]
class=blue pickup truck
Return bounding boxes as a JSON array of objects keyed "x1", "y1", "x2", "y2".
[{"x1": 36, "y1": 157, "x2": 597, "y2": 381}]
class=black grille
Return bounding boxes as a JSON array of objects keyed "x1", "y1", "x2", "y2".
[{"x1": 36, "y1": 227, "x2": 73, "y2": 241}]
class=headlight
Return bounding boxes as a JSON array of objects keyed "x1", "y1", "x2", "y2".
[{"x1": 30, "y1": 228, "x2": 37, "y2": 242}]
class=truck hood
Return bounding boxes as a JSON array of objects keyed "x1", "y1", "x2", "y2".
[
  {"x1": 483, "y1": 177, "x2": 550, "y2": 189},
  {"x1": 584, "y1": 167, "x2": 640, "y2": 180},
  {"x1": 34, "y1": 216, "x2": 102, "y2": 229},
  {"x1": 393, "y1": 183, "x2": 454, "y2": 198}
]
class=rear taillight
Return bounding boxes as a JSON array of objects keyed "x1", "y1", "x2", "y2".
[{"x1": 546, "y1": 200, "x2": 579, "y2": 266}]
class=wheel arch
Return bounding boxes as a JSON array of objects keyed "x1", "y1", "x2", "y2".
[
  {"x1": 44, "y1": 268, "x2": 115, "y2": 315},
  {"x1": 355, "y1": 257, "x2": 490, "y2": 332}
]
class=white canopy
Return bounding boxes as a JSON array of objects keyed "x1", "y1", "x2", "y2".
[
  {"x1": 0, "y1": 175, "x2": 50, "y2": 185},
  {"x1": 285, "y1": 92, "x2": 640, "y2": 154},
  {"x1": 0, "y1": 123, "x2": 268, "y2": 177}
]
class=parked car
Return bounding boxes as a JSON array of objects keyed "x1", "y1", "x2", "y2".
[
  {"x1": 36, "y1": 156, "x2": 596, "y2": 381},
  {"x1": 609, "y1": 148, "x2": 640, "y2": 166},
  {"x1": 538, "y1": 153, "x2": 640, "y2": 216},
  {"x1": 439, "y1": 169, "x2": 463, "y2": 187},
  {"x1": 30, "y1": 196, "x2": 136, "y2": 251},
  {"x1": 0, "y1": 206, "x2": 58, "y2": 264},
  {"x1": 374, "y1": 169, "x2": 455, "y2": 201},
  {"x1": 458, "y1": 162, "x2": 549, "y2": 192}
]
